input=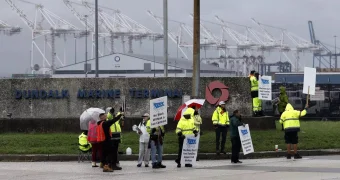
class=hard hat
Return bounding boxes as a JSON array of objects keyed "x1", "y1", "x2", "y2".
[
  {"x1": 142, "y1": 113, "x2": 150, "y2": 117},
  {"x1": 219, "y1": 101, "x2": 226, "y2": 105}
]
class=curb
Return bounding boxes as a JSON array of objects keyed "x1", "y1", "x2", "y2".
[{"x1": 0, "y1": 149, "x2": 340, "y2": 162}]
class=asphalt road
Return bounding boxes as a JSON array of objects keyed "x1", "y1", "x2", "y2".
[{"x1": 0, "y1": 156, "x2": 340, "y2": 180}]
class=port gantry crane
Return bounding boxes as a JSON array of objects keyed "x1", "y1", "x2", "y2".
[
  {"x1": 308, "y1": 20, "x2": 340, "y2": 70},
  {"x1": 251, "y1": 18, "x2": 322, "y2": 72},
  {"x1": 5, "y1": 0, "x2": 87, "y2": 74},
  {"x1": 0, "y1": 20, "x2": 21, "y2": 35}
]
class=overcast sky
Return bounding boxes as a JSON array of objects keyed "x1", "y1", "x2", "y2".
[{"x1": 0, "y1": 0, "x2": 339, "y2": 76}]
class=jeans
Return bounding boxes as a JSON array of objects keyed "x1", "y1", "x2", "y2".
[
  {"x1": 150, "y1": 140, "x2": 163, "y2": 164},
  {"x1": 215, "y1": 126, "x2": 228, "y2": 151},
  {"x1": 231, "y1": 137, "x2": 241, "y2": 162},
  {"x1": 138, "y1": 142, "x2": 150, "y2": 165}
]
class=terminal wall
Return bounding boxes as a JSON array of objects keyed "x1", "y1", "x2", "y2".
[{"x1": 0, "y1": 77, "x2": 252, "y2": 119}]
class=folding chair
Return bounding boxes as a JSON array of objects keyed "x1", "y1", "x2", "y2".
[{"x1": 78, "y1": 148, "x2": 91, "y2": 163}]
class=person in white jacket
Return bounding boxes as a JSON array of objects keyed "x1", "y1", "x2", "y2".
[{"x1": 136, "y1": 113, "x2": 151, "y2": 167}]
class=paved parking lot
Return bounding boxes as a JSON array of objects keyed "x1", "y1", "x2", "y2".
[{"x1": 0, "y1": 156, "x2": 340, "y2": 180}]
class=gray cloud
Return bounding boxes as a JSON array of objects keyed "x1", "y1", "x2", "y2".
[{"x1": 0, "y1": 0, "x2": 339, "y2": 75}]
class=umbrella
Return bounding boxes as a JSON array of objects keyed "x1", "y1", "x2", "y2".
[
  {"x1": 174, "y1": 99, "x2": 205, "y2": 121},
  {"x1": 80, "y1": 108, "x2": 105, "y2": 130}
]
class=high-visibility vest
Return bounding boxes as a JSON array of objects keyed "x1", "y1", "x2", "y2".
[
  {"x1": 250, "y1": 76, "x2": 258, "y2": 91},
  {"x1": 87, "y1": 120, "x2": 98, "y2": 143},
  {"x1": 96, "y1": 121, "x2": 111, "y2": 142},
  {"x1": 176, "y1": 109, "x2": 196, "y2": 135},
  {"x1": 279, "y1": 103, "x2": 306, "y2": 131},
  {"x1": 212, "y1": 106, "x2": 230, "y2": 126},
  {"x1": 79, "y1": 132, "x2": 92, "y2": 151}
]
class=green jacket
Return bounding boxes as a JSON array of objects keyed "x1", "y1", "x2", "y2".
[
  {"x1": 229, "y1": 115, "x2": 243, "y2": 138},
  {"x1": 278, "y1": 86, "x2": 288, "y2": 113}
]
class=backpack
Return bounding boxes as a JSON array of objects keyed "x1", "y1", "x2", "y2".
[{"x1": 87, "y1": 120, "x2": 98, "y2": 143}]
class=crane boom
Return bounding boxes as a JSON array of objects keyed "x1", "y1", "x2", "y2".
[
  {"x1": 63, "y1": 0, "x2": 94, "y2": 30},
  {"x1": 5, "y1": 0, "x2": 35, "y2": 30},
  {"x1": 308, "y1": 21, "x2": 316, "y2": 45}
]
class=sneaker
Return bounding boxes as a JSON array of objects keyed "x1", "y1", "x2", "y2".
[
  {"x1": 294, "y1": 154, "x2": 302, "y2": 159},
  {"x1": 185, "y1": 164, "x2": 192, "y2": 167},
  {"x1": 103, "y1": 165, "x2": 113, "y2": 172},
  {"x1": 236, "y1": 160, "x2": 242, "y2": 163},
  {"x1": 92, "y1": 165, "x2": 99, "y2": 167},
  {"x1": 145, "y1": 164, "x2": 149, "y2": 167},
  {"x1": 177, "y1": 164, "x2": 181, "y2": 168},
  {"x1": 286, "y1": 154, "x2": 292, "y2": 159},
  {"x1": 137, "y1": 164, "x2": 142, "y2": 167}
]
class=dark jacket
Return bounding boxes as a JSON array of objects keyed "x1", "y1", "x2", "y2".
[
  {"x1": 98, "y1": 114, "x2": 122, "y2": 142},
  {"x1": 229, "y1": 115, "x2": 243, "y2": 138}
]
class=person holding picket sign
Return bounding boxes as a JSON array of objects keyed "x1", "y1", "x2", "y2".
[
  {"x1": 229, "y1": 110, "x2": 244, "y2": 164},
  {"x1": 175, "y1": 108, "x2": 198, "y2": 168}
]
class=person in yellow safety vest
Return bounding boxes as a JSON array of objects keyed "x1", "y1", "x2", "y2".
[
  {"x1": 280, "y1": 103, "x2": 308, "y2": 159},
  {"x1": 248, "y1": 70, "x2": 255, "y2": 78},
  {"x1": 79, "y1": 131, "x2": 92, "y2": 152},
  {"x1": 106, "y1": 107, "x2": 123, "y2": 170},
  {"x1": 212, "y1": 101, "x2": 229, "y2": 155},
  {"x1": 146, "y1": 119, "x2": 166, "y2": 169},
  {"x1": 175, "y1": 108, "x2": 198, "y2": 168},
  {"x1": 251, "y1": 72, "x2": 264, "y2": 117}
]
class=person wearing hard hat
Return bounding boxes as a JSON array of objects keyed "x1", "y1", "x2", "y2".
[
  {"x1": 212, "y1": 101, "x2": 230, "y2": 155},
  {"x1": 175, "y1": 108, "x2": 198, "y2": 168},
  {"x1": 280, "y1": 103, "x2": 308, "y2": 159},
  {"x1": 136, "y1": 113, "x2": 151, "y2": 168}
]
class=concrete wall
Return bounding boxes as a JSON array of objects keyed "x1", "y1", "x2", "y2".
[{"x1": 0, "y1": 77, "x2": 251, "y2": 119}]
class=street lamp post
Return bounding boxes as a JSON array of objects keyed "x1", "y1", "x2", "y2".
[
  {"x1": 85, "y1": 15, "x2": 88, "y2": 78},
  {"x1": 95, "y1": 0, "x2": 99, "y2": 77},
  {"x1": 153, "y1": 36, "x2": 156, "y2": 77},
  {"x1": 176, "y1": 36, "x2": 179, "y2": 77},
  {"x1": 163, "y1": 0, "x2": 168, "y2": 77},
  {"x1": 335, "y1": 35, "x2": 337, "y2": 69}
]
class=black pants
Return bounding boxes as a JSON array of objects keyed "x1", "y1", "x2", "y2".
[
  {"x1": 101, "y1": 141, "x2": 113, "y2": 165},
  {"x1": 231, "y1": 137, "x2": 241, "y2": 162},
  {"x1": 215, "y1": 126, "x2": 228, "y2": 151},
  {"x1": 177, "y1": 136, "x2": 185, "y2": 164},
  {"x1": 111, "y1": 140, "x2": 120, "y2": 167}
]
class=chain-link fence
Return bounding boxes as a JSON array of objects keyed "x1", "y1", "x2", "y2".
[{"x1": 262, "y1": 83, "x2": 340, "y2": 118}]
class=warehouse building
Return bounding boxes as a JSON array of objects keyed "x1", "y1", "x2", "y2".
[{"x1": 53, "y1": 53, "x2": 236, "y2": 78}]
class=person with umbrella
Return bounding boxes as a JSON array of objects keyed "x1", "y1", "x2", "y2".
[
  {"x1": 80, "y1": 108, "x2": 106, "y2": 168},
  {"x1": 175, "y1": 108, "x2": 198, "y2": 168}
]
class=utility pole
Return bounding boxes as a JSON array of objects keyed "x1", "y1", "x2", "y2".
[
  {"x1": 163, "y1": 0, "x2": 168, "y2": 77},
  {"x1": 153, "y1": 36, "x2": 156, "y2": 77},
  {"x1": 95, "y1": 0, "x2": 99, "y2": 77},
  {"x1": 192, "y1": 0, "x2": 200, "y2": 97},
  {"x1": 335, "y1": 35, "x2": 337, "y2": 70},
  {"x1": 85, "y1": 15, "x2": 88, "y2": 78}
]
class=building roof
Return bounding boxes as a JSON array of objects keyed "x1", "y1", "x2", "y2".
[{"x1": 56, "y1": 53, "x2": 231, "y2": 72}]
